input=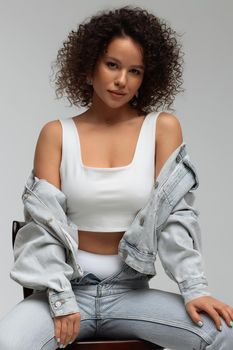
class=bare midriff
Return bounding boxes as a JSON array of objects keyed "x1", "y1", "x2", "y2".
[{"x1": 78, "y1": 230, "x2": 125, "y2": 255}]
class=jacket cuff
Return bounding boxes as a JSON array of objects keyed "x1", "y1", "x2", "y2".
[
  {"x1": 47, "y1": 288, "x2": 80, "y2": 318},
  {"x1": 178, "y1": 277, "x2": 211, "y2": 305}
]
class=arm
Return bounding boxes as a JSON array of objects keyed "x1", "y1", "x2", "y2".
[
  {"x1": 155, "y1": 113, "x2": 208, "y2": 300},
  {"x1": 30, "y1": 120, "x2": 80, "y2": 345},
  {"x1": 33, "y1": 120, "x2": 62, "y2": 189},
  {"x1": 155, "y1": 114, "x2": 208, "y2": 298},
  {"x1": 157, "y1": 186, "x2": 233, "y2": 331},
  {"x1": 157, "y1": 190, "x2": 211, "y2": 303},
  {"x1": 156, "y1": 113, "x2": 209, "y2": 298},
  {"x1": 155, "y1": 113, "x2": 233, "y2": 331},
  {"x1": 155, "y1": 112, "x2": 183, "y2": 180},
  {"x1": 33, "y1": 120, "x2": 80, "y2": 316}
]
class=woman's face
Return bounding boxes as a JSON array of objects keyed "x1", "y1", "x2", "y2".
[{"x1": 90, "y1": 36, "x2": 145, "y2": 109}]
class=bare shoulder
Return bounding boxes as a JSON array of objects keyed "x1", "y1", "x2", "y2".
[
  {"x1": 33, "y1": 120, "x2": 62, "y2": 189},
  {"x1": 155, "y1": 112, "x2": 183, "y2": 179},
  {"x1": 36, "y1": 120, "x2": 62, "y2": 145},
  {"x1": 156, "y1": 112, "x2": 183, "y2": 140}
]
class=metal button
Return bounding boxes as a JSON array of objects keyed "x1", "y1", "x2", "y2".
[
  {"x1": 139, "y1": 217, "x2": 145, "y2": 226},
  {"x1": 154, "y1": 181, "x2": 159, "y2": 189},
  {"x1": 54, "y1": 301, "x2": 62, "y2": 308}
]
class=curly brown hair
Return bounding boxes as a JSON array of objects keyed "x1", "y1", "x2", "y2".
[{"x1": 50, "y1": 5, "x2": 185, "y2": 114}]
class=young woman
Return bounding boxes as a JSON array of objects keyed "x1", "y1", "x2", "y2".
[{"x1": 1, "y1": 6, "x2": 233, "y2": 350}]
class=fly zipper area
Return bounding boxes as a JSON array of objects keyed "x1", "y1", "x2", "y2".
[{"x1": 95, "y1": 284, "x2": 103, "y2": 319}]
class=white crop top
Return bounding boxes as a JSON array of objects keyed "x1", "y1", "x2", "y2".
[{"x1": 59, "y1": 111, "x2": 161, "y2": 232}]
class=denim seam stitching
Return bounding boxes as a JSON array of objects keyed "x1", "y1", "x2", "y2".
[{"x1": 101, "y1": 314, "x2": 213, "y2": 344}]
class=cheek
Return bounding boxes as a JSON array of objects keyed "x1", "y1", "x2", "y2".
[
  {"x1": 130, "y1": 77, "x2": 143, "y2": 91},
  {"x1": 103, "y1": 66, "x2": 116, "y2": 79},
  {"x1": 96, "y1": 67, "x2": 113, "y2": 83}
]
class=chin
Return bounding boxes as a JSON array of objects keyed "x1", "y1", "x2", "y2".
[
  {"x1": 102, "y1": 98, "x2": 127, "y2": 109},
  {"x1": 93, "y1": 91, "x2": 130, "y2": 109}
]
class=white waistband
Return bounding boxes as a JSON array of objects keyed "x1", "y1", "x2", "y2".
[{"x1": 77, "y1": 249, "x2": 124, "y2": 280}]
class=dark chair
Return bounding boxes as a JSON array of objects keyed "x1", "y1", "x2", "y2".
[{"x1": 12, "y1": 220, "x2": 164, "y2": 350}]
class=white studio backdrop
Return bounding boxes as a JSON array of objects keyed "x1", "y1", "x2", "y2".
[{"x1": 0, "y1": 0, "x2": 233, "y2": 320}]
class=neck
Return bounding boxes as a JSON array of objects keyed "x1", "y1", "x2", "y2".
[{"x1": 88, "y1": 93, "x2": 138, "y2": 124}]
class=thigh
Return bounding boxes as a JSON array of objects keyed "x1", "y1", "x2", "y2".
[
  {"x1": 0, "y1": 291, "x2": 96, "y2": 350},
  {"x1": 98, "y1": 287, "x2": 218, "y2": 350},
  {"x1": 0, "y1": 291, "x2": 58, "y2": 350}
]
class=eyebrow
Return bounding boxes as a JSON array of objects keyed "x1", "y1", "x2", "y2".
[{"x1": 105, "y1": 56, "x2": 145, "y2": 69}]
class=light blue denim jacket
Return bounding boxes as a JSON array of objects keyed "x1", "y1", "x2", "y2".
[{"x1": 10, "y1": 142, "x2": 211, "y2": 318}]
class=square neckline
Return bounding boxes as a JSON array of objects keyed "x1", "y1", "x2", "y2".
[{"x1": 70, "y1": 111, "x2": 153, "y2": 171}]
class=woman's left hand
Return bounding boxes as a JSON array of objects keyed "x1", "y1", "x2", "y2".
[{"x1": 185, "y1": 296, "x2": 233, "y2": 331}]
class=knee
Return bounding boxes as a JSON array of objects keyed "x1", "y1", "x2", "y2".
[
  {"x1": 0, "y1": 332, "x2": 56, "y2": 350},
  {"x1": 208, "y1": 322, "x2": 233, "y2": 349}
]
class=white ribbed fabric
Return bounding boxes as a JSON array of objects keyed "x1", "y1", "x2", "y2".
[
  {"x1": 76, "y1": 249, "x2": 124, "y2": 280},
  {"x1": 59, "y1": 111, "x2": 161, "y2": 232}
]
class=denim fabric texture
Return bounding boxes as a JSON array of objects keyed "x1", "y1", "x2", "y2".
[
  {"x1": 10, "y1": 142, "x2": 211, "y2": 319},
  {"x1": 1, "y1": 263, "x2": 233, "y2": 349}
]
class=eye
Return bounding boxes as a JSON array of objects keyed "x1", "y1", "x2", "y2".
[
  {"x1": 106, "y1": 62, "x2": 142, "y2": 76},
  {"x1": 106, "y1": 61, "x2": 117, "y2": 69},
  {"x1": 130, "y1": 69, "x2": 141, "y2": 76}
]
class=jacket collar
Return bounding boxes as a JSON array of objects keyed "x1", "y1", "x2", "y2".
[{"x1": 153, "y1": 141, "x2": 198, "y2": 191}]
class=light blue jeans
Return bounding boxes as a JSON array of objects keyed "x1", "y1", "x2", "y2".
[{"x1": 0, "y1": 262, "x2": 233, "y2": 349}]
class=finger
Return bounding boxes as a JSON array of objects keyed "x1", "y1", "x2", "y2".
[
  {"x1": 70, "y1": 315, "x2": 81, "y2": 344},
  {"x1": 60, "y1": 318, "x2": 68, "y2": 347},
  {"x1": 186, "y1": 304, "x2": 204, "y2": 326},
  {"x1": 225, "y1": 305, "x2": 233, "y2": 326},
  {"x1": 204, "y1": 304, "x2": 222, "y2": 331},
  {"x1": 215, "y1": 305, "x2": 233, "y2": 328},
  {"x1": 64, "y1": 318, "x2": 74, "y2": 347},
  {"x1": 223, "y1": 305, "x2": 233, "y2": 322},
  {"x1": 54, "y1": 318, "x2": 62, "y2": 344}
]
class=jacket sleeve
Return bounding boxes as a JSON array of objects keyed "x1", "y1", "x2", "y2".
[
  {"x1": 10, "y1": 219, "x2": 80, "y2": 318},
  {"x1": 156, "y1": 190, "x2": 211, "y2": 305},
  {"x1": 10, "y1": 172, "x2": 81, "y2": 318}
]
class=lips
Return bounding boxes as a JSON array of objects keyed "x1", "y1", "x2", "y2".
[{"x1": 108, "y1": 90, "x2": 126, "y2": 96}]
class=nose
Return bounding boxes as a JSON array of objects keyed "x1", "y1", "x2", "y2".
[{"x1": 114, "y1": 70, "x2": 127, "y2": 87}]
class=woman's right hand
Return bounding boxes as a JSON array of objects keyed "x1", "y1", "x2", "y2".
[{"x1": 54, "y1": 312, "x2": 81, "y2": 348}]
